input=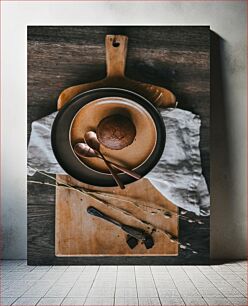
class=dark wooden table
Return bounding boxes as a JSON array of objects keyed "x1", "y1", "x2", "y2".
[{"x1": 28, "y1": 26, "x2": 210, "y2": 265}]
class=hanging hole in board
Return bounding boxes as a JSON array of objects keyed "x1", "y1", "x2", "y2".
[{"x1": 112, "y1": 40, "x2": 120, "y2": 48}]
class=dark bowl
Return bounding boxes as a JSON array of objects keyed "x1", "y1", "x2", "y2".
[{"x1": 51, "y1": 88, "x2": 166, "y2": 187}]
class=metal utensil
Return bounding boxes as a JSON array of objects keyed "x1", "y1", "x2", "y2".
[
  {"x1": 74, "y1": 142, "x2": 141, "y2": 180},
  {"x1": 84, "y1": 131, "x2": 125, "y2": 189},
  {"x1": 87, "y1": 206, "x2": 154, "y2": 249}
]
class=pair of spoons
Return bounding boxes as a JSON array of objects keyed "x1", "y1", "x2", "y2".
[{"x1": 74, "y1": 131, "x2": 141, "y2": 189}]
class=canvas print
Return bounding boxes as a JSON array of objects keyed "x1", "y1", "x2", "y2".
[{"x1": 27, "y1": 26, "x2": 210, "y2": 264}]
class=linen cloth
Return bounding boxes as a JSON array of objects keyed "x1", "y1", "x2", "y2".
[{"x1": 27, "y1": 108, "x2": 210, "y2": 216}]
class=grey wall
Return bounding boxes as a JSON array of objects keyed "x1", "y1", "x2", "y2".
[{"x1": 1, "y1": 1, "x2": 246, "y2": 260}]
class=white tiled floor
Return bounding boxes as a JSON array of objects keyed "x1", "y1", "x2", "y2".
[{"x1": 0, "y1": 260, "x2": 247, "y2": 305}]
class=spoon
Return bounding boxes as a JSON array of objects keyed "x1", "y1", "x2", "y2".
[
  {"x1": 74, "y1": 143, "x2": 141, "y2": 180},
  {"x1": 84, "y1": 131, "x2": 125, "y2": 189}
]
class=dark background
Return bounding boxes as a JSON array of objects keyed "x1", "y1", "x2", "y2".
[{"x1": 28, "y1": 26, "x2": 210, "y2": 265}]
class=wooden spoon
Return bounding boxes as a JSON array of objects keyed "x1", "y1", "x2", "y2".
[
  {"x1": 74, "y1": 142, "x2": 141, "y2": 180},
  {"x1": 84, "y1": 131, "x2": 125, "y2": 189}
]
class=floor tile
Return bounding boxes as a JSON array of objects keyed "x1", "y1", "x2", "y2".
[
  {"x1": 0, "y1": 297, "x2": 18, "y2": 305},
  {"x1": 136, "y1": 278, "x2": 155, "y2": 287},
  {"x1": 45, "y1": 284, "x2": 72, "y2": 297},
  {"x1": 67, "y1": 284, "x2": 92, "y2": 297},
  {"x1": 3, "y1": 272, "x2": 28, "y2": 280},
  {"x1": 2, "y1": 260, "x2": 23, "y2": 267},
  {"x1": 32, "y1": 266, "x2": 52, "y2": 272},
  {"x1": 152, "y1": 273, "x2": 171, "y2": 280},
  {"x1": 22, "y1": 272, "x2": 46, "y2": 281},
  {"x1": 138, "y1": 297, "x2": 161, "y2": 305},
  {"x1": 151, "y1": 266, "x2": 165, "y2": 272},
  {"x1": 182, "y1": 297, "x2": 207, "y2": 305},
  {"x1": 88, "y1": 286, "x2": 115, "y2": 298},
  {"x1": 83, "y1": 266, "x2": 99, "y2": 273},
  {"x1": 61, "y1": 297, "x2": 86, "y2": 305},
  {"x1": 12, "y1": 297, "x2": 40, "y2": 305},
  {"x1": 154, "y1": 280, "x2": 176, "y2": 288},
  {"x1": 116, "y1": 273, "x2": 135, "y2": 280},
  {"x1": 217, "y1": 286, "x2": 244, "y2": 297},
  {"x1": 117, "y1": 272, "x2": 135, "y2": 279},
  {"x1": 65, "y1": 266, "x2": 85, "y2": 272},
  {"x1": 115, "y1": 287, "x2": 137, "y2": 298},
  {"x1": 137, "y1": 287, "x2": 158, "y2": 298},
  {"x1": 1, "y1": 260, "x2": 247, "y2": 306},
  {"x1": 11, "y1": 265, "x2": 35, "y2": 272},
  {"x1": 40, "y1": 272, "x2": 63, "y2": 281},
  {"x1": 234, "y1": 286, "x2": 247, "y2": 296},
  {"x1": 37, "y1": 297, "x2": 64, "y2": 305},
  {"x1": 95, "y1": 273, "x2": 116, "y2": 280},
  {"x1": 2, "y1": 288, "x2": 30, "y2": 298},
  {"x1": 4, "y1": 280, "x2": 34, "y2": 294},
  {"x1": 135, "y1": 273, "x2": 153, "y2": 279},
  {"x1": 117, "y1": 266, "x2": 134, "y2": 272},
  {"x1": 157, "y1": 288, "x2": 180, "y2": 297},
  {"x1": 49, "y1": 266, "x2": 69, "y2": 272},
  {"x1": 204, "y1": 297, "x2": 232, "y2": 305},
  {"x1": 97, "y1": 270, "x2": 117, "y2": 276},
  {"x1": 160, "y1": 297, "x2": 185, "y2": 305},
  {"x1": 99, "y1": 266, "x2": 117, "y2": 272},
  {"x1": 216, "y1": 272, "x2": 240, "y2": 281},
  {"x1": 61, "y1": 271, "x2": 81, "y2": 277},
  {"x1": 77, "y1": 276, "x2": 95, "y2": 283},
  {"x1": 227, "y1": 264, "x2": 245, "y2": 272},
  {"x1": 177, "y1": 288, "x2": 201, "y2": 297},
  {"x1": 135, "y1": 266, "x2": 151, "y2": 272},
  {"x1": 84, "y1": 297, "x2": 114, "y2": 305},
  {"x1": 231, "y1": 279, "x2": 247, "y2": 287},
  {"x1": 22, "y1": 281, "x2": 54, "y2": 297},
  {"x1": 115, "y1": 297, "x2": 138, "y2": 305},
  {"x1": 116, "y1": 279, "x2": 136, "y2": 287},
  {"x1": 92, "y1": 281, "x2": 116, "y2": 288},
  {"x1": 197, "y1": 287, "x2": 224, "y2": 297},
  {"x1": 228, "y1": 297, "x2": 248, "y2": 305},
  {"x1": 236, "y1": 273, "x2": 247, "y2": 281},
  {"x1": 56, "y1": 279, "x2": 79, "y2": 287}
]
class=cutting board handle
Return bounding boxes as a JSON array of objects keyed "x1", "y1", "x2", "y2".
[{"x1": 105, "y1": 35, "x2": 128, "y2": 77}]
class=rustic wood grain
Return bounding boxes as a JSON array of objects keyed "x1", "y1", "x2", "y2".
[
  {"x1": 55, "y1": 177, "x2": 178, "y2": 256},
  {"x1": 28, "y1": 26, "x2": 210, "y2": 265}
]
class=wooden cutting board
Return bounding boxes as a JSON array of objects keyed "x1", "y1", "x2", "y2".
[
  {"x1": 55, "y1": 34, "x2": 178, "y2": 256},
  {"x1": 57, "y1": 35, "x2": 177, "y2": 109},
  {"x1": 55, "y1": 176, "x2": 178, "y2": 256}
]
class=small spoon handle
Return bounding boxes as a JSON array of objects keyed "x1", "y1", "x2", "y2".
[
  {"x1": 74, "y1": 144, "x2": 140, "y2": 181},
  {"x1": 106, "y1": 160, "x2": 141, "y2": 180},
  {"x1": 99, "y1": 151, "x2": 125, "y2": 189}
]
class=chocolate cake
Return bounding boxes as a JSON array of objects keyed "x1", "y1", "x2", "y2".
[{"x1": 96, "y1": 114, "x2": 136, "y2": 150}]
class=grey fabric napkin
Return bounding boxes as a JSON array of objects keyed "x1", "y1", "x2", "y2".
[{"x1": 27, "y1": 108, "x2": 210, "y2": 216}]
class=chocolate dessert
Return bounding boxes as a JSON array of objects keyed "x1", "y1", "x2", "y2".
[{"x1": 96, "y1": 114, "x2": 136, "y2": 150}]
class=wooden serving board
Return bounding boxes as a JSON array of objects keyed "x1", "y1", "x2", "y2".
[
  {"x1": 55, "y1": 176, "x2": 178, "y2": 256},
  {"x1": 55, "y1": 34, "x2": 178, "y2": 256},
  {"x1": 58, "y1": 35, "x2": 177, "y2": 109}
]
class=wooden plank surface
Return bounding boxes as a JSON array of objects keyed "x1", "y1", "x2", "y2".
[{"x1": 28, "y1": 26, "x2": 210, "y2": 265}]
